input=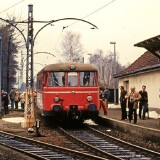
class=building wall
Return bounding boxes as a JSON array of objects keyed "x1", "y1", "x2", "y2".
[{"x1": 118, "y1": 70, "x2": 160, "y2": 109}]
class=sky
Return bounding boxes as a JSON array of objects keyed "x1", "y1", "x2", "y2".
[{"x1": 1, "y1": 0, "x2": 160, "y2": 74}]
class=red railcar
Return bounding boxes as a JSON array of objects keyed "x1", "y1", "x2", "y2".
[{"x1": 36, "y1": 62, "x2": 100, "y2": 122}]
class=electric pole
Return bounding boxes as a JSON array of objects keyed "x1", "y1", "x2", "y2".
[
  {"x1": 20, "y1": 50, "x2": 24, "y2": 90},
  {"x1": 23, "y1": 4, "x2": 35, "y2": 128},
  {"x1": 110, "y1": 42, "x2": 117, "y2": 104}
]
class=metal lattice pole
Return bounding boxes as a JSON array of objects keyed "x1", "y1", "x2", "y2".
[
  {"x1": 26, "y1": 5, "x2": 34, "y2": 88},
  {"x1": 23, "y1": 4, "x2": 35, "y2": 128}
]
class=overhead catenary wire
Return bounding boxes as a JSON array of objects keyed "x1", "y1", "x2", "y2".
[
  {"x1": 0, "y1": 0, "x2": 26, "y2": 15},
  {"x1": 0, "y1": 0, "x2": 116, "y2": 61},
  {"x1": 52, "y1": 26, "x2": 67, "y2": 54},
  {"x1": 50, "y1": 0, "x2": 116, "y2": 54},
  {"x1": 67, "y1": 0, "x2": 116, "y2": 27}
]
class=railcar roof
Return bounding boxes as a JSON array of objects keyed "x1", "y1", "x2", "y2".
[{"x1": 37, "y1": 63, "x2": 97, "y2": 74}]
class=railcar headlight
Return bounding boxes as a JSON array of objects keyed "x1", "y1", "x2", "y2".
[
  {"x1": 54, "y1": 97, "x2": 60, "y2": 102},
  {"x1": 87, "y1": 96, "x2": 92, "y2": 102}
]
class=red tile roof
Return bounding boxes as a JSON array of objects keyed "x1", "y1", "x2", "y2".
[{"x1": 114, "y1": 51, "x2": 160, "y2": 78}]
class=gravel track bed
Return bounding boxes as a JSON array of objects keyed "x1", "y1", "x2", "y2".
[{"x1": 0, "y1": 110, "x2": 159, "y2": 159}]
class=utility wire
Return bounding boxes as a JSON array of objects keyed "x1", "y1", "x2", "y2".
[
  {"x1": 50, "y1": 0, "x2": 116, "y2": 54},
  {"x1": 52, "y1": 26, "x2": 66, "y2": 53},
  {"x1": 50, "y1": 1, "x2": 116, "y2": 53},
  {"x1": 67, "y1": 0, "x2": 116, "y2": 27},
  {"x1": 0, "y1": 0, "x2": 26, "y2": 15}
]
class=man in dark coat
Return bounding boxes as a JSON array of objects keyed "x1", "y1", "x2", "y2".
[
  {"x1": 139, "y1": 85, "x2": 148, "y2": 120},
  {"x1": 2, "y1": 92, "x2": 9, "y2": 114},
  {"x1": 119, "y1": 86, "x2": 127, "y2": 120}
]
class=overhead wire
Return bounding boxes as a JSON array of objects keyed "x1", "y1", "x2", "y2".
[
  {"x1": 0, "y1": 0, "x2": 26, "y2": 15},
  {"x1": 67, "y1": 0, "x2": 116, "y2": 27},
  {"x1": 52, "y1": 26, "x2": 67, "y2": 54},
  {"x1": 51, "y1": 0, "x2": 116, "y2": 52}
]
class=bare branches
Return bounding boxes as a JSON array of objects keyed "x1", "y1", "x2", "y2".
[{"x1": 61, "y1": 31, "x2": 83, "y2": 62}]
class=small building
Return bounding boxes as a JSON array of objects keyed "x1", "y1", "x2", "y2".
[{"x1": 114, "y1": 35, "x2": 160, "y2": 109}]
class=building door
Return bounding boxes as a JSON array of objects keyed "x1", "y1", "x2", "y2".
[{"x1": 123, "y1": 80, "x2": 129, "y2": 93}]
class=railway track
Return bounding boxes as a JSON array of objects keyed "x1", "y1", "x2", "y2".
[
  {"x1": 58, "y1": 124, "x2": 160, "y2": 160},
  {"x1": 0, "y1": 130, "x2": 107, "y2": 160}
]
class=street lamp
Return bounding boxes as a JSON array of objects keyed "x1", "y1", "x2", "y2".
[{"x1": 110, "y1": 42, "x2": 117, "y2": 104}]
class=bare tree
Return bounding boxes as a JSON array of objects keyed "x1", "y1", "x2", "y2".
[
  {"x1": 61, "y1": 31, "x2": 83, "y2": 62},
  {"x1": 89, "y1": 49, "x2": 126, "y2": 88}
]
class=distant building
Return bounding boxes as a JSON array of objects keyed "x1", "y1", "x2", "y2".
[{"x1": 114, "y1": 50, "x2": 160, "y2": 109}]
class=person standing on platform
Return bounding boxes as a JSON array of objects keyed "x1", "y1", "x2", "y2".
[
  {"x1": 119, "y1": 86, "x2": 127, "y2": 120},
  {"x1": 139, "y1": 85, "x2": 148, "y2": 120},
  {"x1": 103, "y1": 87, "x2": 110, "y2": 108},
  {"x1": 2, "y1": 92, "x2": 9, "y2": 114},
  {"x1": 126, "y1": 86, "x2": 141, "y2": 124},
  {"x1": 99, "y1": 87, "x2": 107, "y2": 115},
  {"x1": 14, "y1": 89, "x2": 20, "y2": 110},
  {"x1": 1, "y1": 89, "x2": 4, "y2": 108},
  {"x1": 9, "y1": 89, "x2": 16, "y2": 109}
]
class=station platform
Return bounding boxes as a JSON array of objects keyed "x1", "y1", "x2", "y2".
[{"x1": 99, "y1": 104, "x2": 160, "y2": 130}]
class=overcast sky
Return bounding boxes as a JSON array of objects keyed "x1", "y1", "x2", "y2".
[{"x1": 1, "y1": 0, "x2": 160, "y2": 73}]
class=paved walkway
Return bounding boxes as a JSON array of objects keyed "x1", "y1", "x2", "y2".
[{"x1": 99, "y1": 104, "x2": 160, "y2": 130}]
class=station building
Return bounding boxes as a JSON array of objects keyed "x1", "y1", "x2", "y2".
[{"x1": 114, "y1": 35, "x2": 160, "y2": 109}]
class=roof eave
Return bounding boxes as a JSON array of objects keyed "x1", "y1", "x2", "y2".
[{"x1": 114, "y1": 66, "x2": 160, "y2": 78}]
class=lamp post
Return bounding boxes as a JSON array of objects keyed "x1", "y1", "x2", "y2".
[{"x1": 110, "y1": 42, "x2": 117, "y2": 104}]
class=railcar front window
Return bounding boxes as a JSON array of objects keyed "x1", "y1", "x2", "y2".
[
  {"x1": 48, "y1": 72, "x2": 65, "y2": 86},
  {"x1": 68, "y1": 72, "x2": 78, "y2": 86},
  {"x1": 80, "y1": 71, "x2": 97, "y2": 86}
]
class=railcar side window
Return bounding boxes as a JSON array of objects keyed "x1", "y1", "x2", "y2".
[
  {"x1": 80, "y1": 72, "x2": 97, "y2": 86},
  {"x1": 68, "y1": 72, "x2": 78, "y2": 86},
  {"x1": 37, "y1": 78, "x2": 42, "y2": 90},
  {"x1": 48, "y1": 72, "x2": 65, "y2": 86}
]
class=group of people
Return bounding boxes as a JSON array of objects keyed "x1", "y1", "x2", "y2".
[
  {"x1": 1, "y1": 88, "x2": 25, "y2": 115},
  {"x1": 119, "y1": 85, "x2": 148, "y2": 124}
]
